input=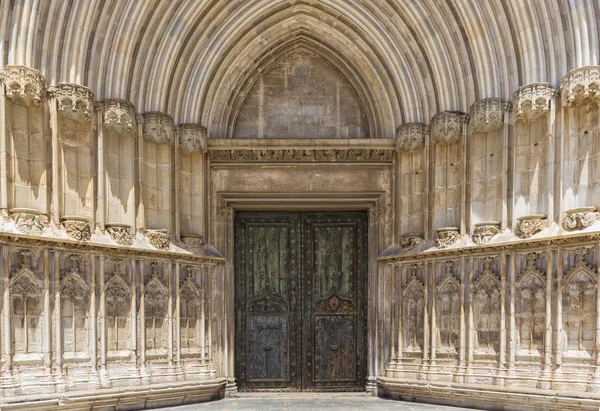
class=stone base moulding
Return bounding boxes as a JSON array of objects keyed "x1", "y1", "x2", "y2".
[
  {"x1": 563, "y1": 207, "x2": 599, "y2": 230},
  {"x1": 105, "y1": 222, "x2": 134, "y2": 246},
  {"x1": 0, "y1": 379, "x2": 226, "y2": 410},
  {"x1": 515, "y1": 214, "x2": 546, "y2": 239},
  {"x1": 10, "y1": 208, "x2": 46, "y2": 235},
  {"x1": 435, "y1": 227, "x2": 459, "y2": 248},
  {"x1": 61, "y1": 215, "x2": 93, "y2": 241}
]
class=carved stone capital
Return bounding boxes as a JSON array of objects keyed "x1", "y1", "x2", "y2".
[
  {"x1": 48, "y1": 83, "x2": 94, "y2": 122},
  {"x1": 97, "y1": 99, "x2": 136, "y2": 134},
  {"x1": 10, "y1": 208, "x2": 46, "y2": 236},
  {"x1": 61, "y1": 216, "x2": 92, "y2": 242},
  {"x1": 145, "y1": 229, "x2": 170, "y2": 250},
  {"x1": 469, "y1": 98, "x2": 512, "y2": 133},
  {"x1": 400, "y1": 233, "x2": 423, "y2": 251},
  {"x1": 2, "y1": 65, "x2": 46, "y2": 107},
  {"x1": 513, "y1": 83, "x2": 557, "y2": 121},
  {"x1": 105, "y1": 223, "x2": 134, "y2": 246},
  {"x1": 435, "y1": 227, "x2": 459, "y2": 249},
  {"x1": 179, "y1": 124, "x2": 207, "y2": 153},
  {"x1": 514, "y1": 214, "x2": 546, "y2": 239},
  {"x1": 396, "y1": 123, "x2": 428, "y2": 152},
  {"x1": 142, "y1": 112, "x2": 175, "y2": 144},
  {"x1": 181, "y1": 234, "x2": 205, "y2": 254},
  {"x1": 430, "y1": 111, "x2": 467, "y2": 144},
  {"x1": 472, "y1": 221, "x2": 500, "y2": 245},
  {"x1": 563, "y1": 207, "x2": 599, "y2": 230},
  {"x1": 562, "y1": 66, "x2": 600, "y2": 107}
]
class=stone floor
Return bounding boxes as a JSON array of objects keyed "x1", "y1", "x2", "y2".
[{"x1": 158, "y1": 393, "x2": 476, "y2": 410}]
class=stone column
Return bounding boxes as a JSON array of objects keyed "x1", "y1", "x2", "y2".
[
  {"x1": 130, "y1": 260, "x2": 137, "y2": 361},
  {"x1": 420, "y1": 261, "x2": 430, "y2": 379},
  {"x1": 508, "y1": 253, "x2": 516, "y2": 376},
  {"x1": 95, "y1": 106, "x2": 105, "y2": 228},
  {"x1": 430, "y1": 263, "x2": 438, "y2": 370},
  {"x1": 225, "y1": 207, "x2": 236, "y2": 392},
  {"x1": 0, "y1": 78, "x2": 7, "y2": 216},
  {"x1": 139, "y1": 260, "x2": 146, "y2": 367},
  {"x1": 366, "y1": 205, "x2": 377, "y2": 392},
  {"x1": 135, "y1": 115, "x2": 145, "y2": 231},
  {"x1": 457, "y1": 256, "x2": 466, "y2": 381},
  {"x1": 89, "y1": 254, "x2": 97, "y2": 371},
  {"x1": 553, "y1": 247, "x2": 563, "y2": 380},
  {"x1": 539, "y1": 248, "x2": 553, "y2": 388},
  {"x1": 98, "y1": 256, "x2": 107, "y2": 380},
  {"x1": 1, "y1": 246, "x2": 10, "y2": 371},
  {"x1": 200, "y1": 265, "x2": 207, "y2": 364},
  {"x1": 167, "y1": 261, "x2": 173, "y2": 366},
  {"x1": 49, "y1": 92, "x2": 60, "y2": 224},
  {"x1": 52, "y1": 252, "x2": 61, "y2": 371},
  {"x1": 594, "y1": 244, "x2": 600, "y2": 391},
  {"x1": 466, "y1": 257, "x2": 474, "y2": 377},
  {"x1": 396, "y1": 265, "x2": 404, "y2": 369},
  {"x1": 175, "y1": 262, "x2": 181, "y2": 366},
  {"x1": 389, "y1": 265, "x2": 396, "y2": 363},
  {"x1": 498, "y1": 253, "x2": 507, "y2": 384}
]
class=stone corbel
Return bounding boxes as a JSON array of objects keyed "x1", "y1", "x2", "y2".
[
  {"x1": 435, "y1": 227, "x2": 459, "y2": 248},
  {"x1": 396, "y1": 122, "x2": 428, "y2": 152},
  {"x1": 400, "y1": 233, "x2": 423, "y2": 251},
  {"x1": 563, "y1": 207, "x2": 599, "y2": 230},
  {"x1": 1, "y1": 65, "x2": 46, "y2": 107},
  {"x1": 179, "y1": 124, "x2": 208, "y2": 153},
  {"x1": 469, "y1": 98, "x2": 512, "y2": 133},
  {"x1": 472, "y1": 221, "x2": 501, "y2": 245},
  {"x1": 105, "y1": 223, "x2": 134, "y2": 246},
  {"x1": 142, "y1": 112, "x2": 175, "y2": 144},
  {"x1": 514, "y1": 214, "x2": 546, "y2": 239},
  {"x1": 10, "y1": 208, "x2": 47, "y2": 235},
  {"x1": 48, "y1": 83, "x2": 94, "y2": 122},
  {"x1": 61, "y1": 216, "x2": 93, "y2": 241},
  {"x1": 513, "y1": 83, "x2": 558, "y2": 121},
  {"x1": 181, "y1": 233, "x2": 206, "y2": 254},
  {"x1": 145, "y1": 228, "x2": 170, "y2": 250},
  {"x1": 562, "y1": 66, "x2": 600, "y2": 107},
  {"x1": 430, "y1": 111, "x2": 468, "y2": 144},
  {"x1": 96, "y1": 99, "x2": 137, "y2": 134}
]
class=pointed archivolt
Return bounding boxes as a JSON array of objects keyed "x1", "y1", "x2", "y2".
[
  {"x1": 10, "y1": 266, "x2": 41, "y2": 297},
  {"x1": 402, "y1": 272, "x2": 424, "y2": 352},
  {"x1": 105, "y1": 274, "x2": 131, "y2": 300},
  {"x1": 145, "y1": 275, "x2": 167, "y2": 303},
  {"x1": 61, "y1": 269, "x2": 88, "y2": 300}
]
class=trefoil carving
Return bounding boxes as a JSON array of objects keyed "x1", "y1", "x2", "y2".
[
  {"x1": 396, "y1": 123, "x2": 428, "y2": 152},
  {"x1": 179, "y1": 124, "x2": 207, "y2": 153},
  {"x1": 49, "y1": 83, "x2": 94, "y2": 122},
  {"x1": 97, "y1": 99, "x2": 137, "y2": 133},
  {"x1": 562, "y1": 66, "x2": 600, "y2": 107},
  {"x1": 469, "y1": 98, "x2": 512, "y2": 133},
  {"x1": 513, "y1": 83, "x2": 557, "y2": 121},
  {"x1": 430, "y1": 111, "x2": 467, "y2": 144},
  {"x1": 142, "y1": 112, "x2": 175, "y2": 144},
  {"x1": 1, "y1": 65, "x2": 46, "y2": 107}
]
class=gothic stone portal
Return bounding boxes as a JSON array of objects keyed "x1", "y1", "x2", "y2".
[{"x1": 234, "y1": 212, "x2": 368, "y2": 391}]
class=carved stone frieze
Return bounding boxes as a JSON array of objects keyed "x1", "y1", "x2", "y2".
[
  {"x1": 209, "y1": 149, "x2": 394, "y2": 162},
  {"x1": 146, "y1": 229, "x2": 170, "y2": 250},
  {"x1": 430, "y1": 111, "x2": 467, "y2": 144},
  {"x1": 1, "y1": 65, "x2": 46, "y2": 107},
  {"x1": 562, "y1": 66, "x2": 600, "y2": 107},
  {"x1": 513, "y1": 83, "x2": 557, "y2": 121},
  {"x1": 49, "y1": 83, "x2": 94, "y2": 122},
  {"x1": 61, "y1": 216, "x2": 92, "y2": 241},
  {"x1": 515, "y1": 214, "x2": 546, "y2": 239},
  {"x1": 179, "y1": 124, "x2": 207, "y2": 153},
  {"x1": 142, "y1": 112, "x2": 175, "y2": 144},
  {"x1": 469, "y1": 98, "x2": 512, "y2": 133},
  {"x1": 472, "y1": 221, "x2": 501, "y2": 245},
  {"x1": 435, "y1": 227, "x2": 459, "y2": 248},
  {"x1": 10, "y1": 208, "x2": 46, "y2": 235},
  {"x1": 181, "y1": 234, "x2": 205, "y2": 254},
  {"x1": 396, "y1": 123, "x2": 428, "y2": 152},
  {"x1": 400, "y1": 233, "x2": 423, "y2": 251},
  {"x1": 105, "y1": 223, "x2": 134, "y2": 246},
  {"x1": 97, "y1": 99, "x2": 136, "y2": 133},
  {"x1": 563, "y1": 207, "x2": 599, "y2": 230}
]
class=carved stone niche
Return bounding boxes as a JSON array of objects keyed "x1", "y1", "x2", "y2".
[
  {"x1": 181, "y1": 233, "x2": 205, "y2": 254},
  {"x1": 142, "y1": 112, "x2": 175, "y2": 144},
  {"x1": 515, "y1": 214, "x2": 546, "y2": 239},
  {"x1": 145, "y1": 229, "x2": 170, "y2": 251},
  {"x1": 105, "y1": 223, "x2": 134, "y2": 246},
  {"x1": 1, "y1": 65, "x2": 46, "y2": 107},
  {"x1": 179, "y1": 124, "x2": 207, "y2": 153},
  {"x1": 435, "y1": 227, "x2": 459, "y2": 249},
  {"x1": 61, "y1": 216, "x2": 93, "y2": 241},
  {"x1": 563, "y1": 207, "x2": 599, "y2": 230},
  {"x1": 562, "y1": 66, "x2": 600, "y2": 107},
  {"x1": 49, "y1": 83, "x2": 94, "y2": 122},
  {"x1": 10, "y1": 208, "x2": 46, "y2": 236},
  {"x1": 472, "y1": 221, "x2": 501, "y2": 245},
  {"x1": 513, "y1": 83, "x2": 557, "y2": 121},
  {"x1": 430, "y1": 111, "x2": 468, "y2": 144},
  {"x1": 469, "y1": 98, "x2": 512, "y2": 133},
  {"x1": 400, "y1": 233, "x2": 423, "y2": 251},
  {"x1": 396, "y1": 123, "x2": 428, "y2": 152},
  {"x1": 97, "y1": 99, "x2": 137, "y2": 134}
]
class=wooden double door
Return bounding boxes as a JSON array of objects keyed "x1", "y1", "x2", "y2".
[{"x1": 234, "y1": 212, "x2": 368, "y2": 391}]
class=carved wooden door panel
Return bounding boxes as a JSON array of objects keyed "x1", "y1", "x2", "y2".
[
  {"x1": 301, "y1": 213, "x2": 368, "y2": 391},
  {"x1": 235, "y1": 212, "x2": 367, "y2": 391},
  {"x1": 235, "y1": 213, "x2": 302, "y2": 390}
]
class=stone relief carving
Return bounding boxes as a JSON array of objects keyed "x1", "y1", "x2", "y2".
[
  {"x1": 513, "y1": 83, "x2": 557, "y2": 121},
  {"x1": 142, "y1": 112, "x2": 175, "y2": 144},
  {"x1": 472, "y1": 221, "x2": 500, "y2": 245},
  {"x1": 562, "y1": 66, "x2": 600, "y2": 107},
  {"x1": 515, "y1": 253, "x2": 546, "y2": 351},
  {"x1": 61, "y1": 268, "x2": 88, "y2": 300},
  {"x1": 179, "y1": 124, "x2": 208, "y2": 153},
  {"x1": 98, "y1": 99, "x2": 137, "y2": 134},
  {"x1": 1, "y1": 65, "x2": 46, "y2": 107},
  {"x1": 181, "y1": 234, "x2": 205, "y2": 254},
  {"x1": 469, "y1": 98, "x2": 512, "y2": 133},
  {"x1": 563, "y1": 207, "x2": 599, "y2": 230},
  {"x1": 515, "y1": 215, "x2": 546, "y2": 239},
  {"x1": 105, "y1": 223, "x2": 134, "y2": 246},
  {"x1": 472, "y1": 258, "x2": 501, "y2": 353},
  {"x1": 402, "y1": 266, "x2": 425, "y2": 352},
  {"x1": 61, "y1": 216, "x2": 93, "y2": 241},
  {"x1": 10, "y1": 208, "x2": 46, "y2": 235},
  {"x1": 48, "y1": 83, "x2": 94, "y2": 122},
  {"x1": 436, "y1": 262, "x2": 461, "y2": 352},
  {"x1": 210, "y1": 149, "x2": 393, "y2": 162},
  {"x1": 430, "y1": 111, "x2": 467, "y2": 144},
  {"x1": 145, "y1": 229, "x2": 170, "y2": 251},
  {"x1": 435, "y1": 227, "x2": 459, "y2": 248},
  {"x1": 400, "y1": 233, "x2": 423, "y2": 251},
  {"x1": 396, "y1": 123, "x2": 428, "y2": 152}
]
